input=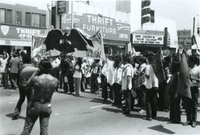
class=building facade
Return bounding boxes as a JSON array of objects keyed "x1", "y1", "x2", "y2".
[
  {"x1": 52, "y1": 1, "x2": 131, "y2": 55},
  {"x1": 0, "y1": 3, "x2": 49, "y2": 54}
]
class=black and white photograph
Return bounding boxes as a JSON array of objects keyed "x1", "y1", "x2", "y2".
[{"x1": 0, "y1": 0, "x2": 199, "y2": 134}]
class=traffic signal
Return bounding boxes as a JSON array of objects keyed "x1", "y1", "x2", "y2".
[
  {"x1": 142, "y1": 0, "x2": 151, "y2": 8},
  {"x1": 198, "y1": 27, "x2": 200, "y2": 34},
  {"x1": 51, "y1": 6, "x2": 56, "y2": 28},
  {"x1": 141, "y1": 0, "x2": 151, "y2": 24},
  {"x1": 141, "y1": 8, "x2": 151, "y2": 16},
  {"x1": 150, "y1": 10, "x2": 155, "y2": 23},
  {"x1": 141, "y1": 16, "x2": 150, "y2": 24}
]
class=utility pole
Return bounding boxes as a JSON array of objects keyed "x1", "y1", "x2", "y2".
[{"x1": 71, "y1": 0, "x2": 74, "y2": 28}]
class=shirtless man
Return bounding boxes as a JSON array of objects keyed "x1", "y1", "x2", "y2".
[{"x1": 21, "y1": 59, "x2": 59, "y2": 135}]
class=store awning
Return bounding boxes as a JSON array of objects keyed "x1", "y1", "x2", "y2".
[{"x1": 0, "y1": 38, "x2": 31, "y2": 47}]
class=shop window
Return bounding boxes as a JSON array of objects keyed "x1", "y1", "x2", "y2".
[
  {"x1": 112, "y1": 46, "x2": 125, "y2": 55},
  {"x1": 6, "y1": 9, "x2": 12, "y2": 24},
  {"x1": 31, "y1": 13, "x2": 40, "y2": 27},
  {"x1": 104, "y1": 46, "x2": 109, "y2": 54},
  {"x1": 40, "y1": 14, "x2": 46, "y2": 28},
  {"x1": 25, "y1": 12, "x2": 31, "y2": 26},
  {"x1": 0, "y1": 8, "x2": 5, "y2": 23},
  {"x1": 16, "y1": 11, "x2": 22, "y2": 25}
]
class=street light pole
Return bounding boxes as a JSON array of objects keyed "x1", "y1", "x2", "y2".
[
  {"x1": 193, "y1": 17, "x2": 195, "y2": 35},
  {"x1": 71, "y1": 0, "x2": 74, "y2": 28}
]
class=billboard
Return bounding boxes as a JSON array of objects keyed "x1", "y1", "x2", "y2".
[
  {"x1": 177, "y1": 30, "x2": 191, "y2": 49},
  {"x1": 132, "y1": 30, "x2": 164, "y2": 45}
]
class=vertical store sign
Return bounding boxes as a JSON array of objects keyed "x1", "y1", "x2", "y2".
[
  {"x1": 57, "y1": 1, "x2": 69, "y2": 29},
  {"x1": 57, "y1": 1, "x2": 69, "y2": 14}
]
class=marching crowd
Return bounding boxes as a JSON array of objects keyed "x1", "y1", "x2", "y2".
[{"x1": 0, "y1": 49, "x2": 200, "y2": 134}]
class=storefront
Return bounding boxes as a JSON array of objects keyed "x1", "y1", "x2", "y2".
[
  {"x1": 131, "y1": 30, "x2": 170, "y2": 54},
  {"x1": 61, "y1": 13, "x2": 131, "y2": 55},
  {"x1": 0, "y1": 24, "x2": 47, "y2": 54}
]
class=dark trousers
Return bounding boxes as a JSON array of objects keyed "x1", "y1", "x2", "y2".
[
  {"x1": 109, "y1": 84, "x2": 114, "y2": 100},
  {"x1": 158, "y1": 81, "x2": 169, "y2": 110},
  {"x1": 85, "y1": 77, "x2": 91, "y2": 88},
  {"x1": 14, "y1": 86, "x2": 32, "y2": 115},
  {"x1": 124, "y1": 90, "x2": 132, "y2": 111},
  {"x1": 90, "y1": 73, "x2": 98, "y2": 93},
  {"x1": 10, "y1": 73, "x2": 18, "y2": 88},
  {"x1": 21, "y1": 102, "x2": 52, "y2": 135},
  {"x1": 67, "y1": 75, "x2": 74, "y2": 93},
  {"x1": 138, "y1": 85, "x2": 146, "y2": 110},
  {"x1": 113, "y1": 83, "x2": 122, "y2": 105},
  {"x1": 81, "y1": 74, "x2": 86, "y2": 92},
  {"x1": 146, "y1": 88, "x2": 158, "y2": 118},
  {"x1": 2, "y1": 73, "x2": 9, "y2": 88},
  {"x1": 183, "y1": 86, "x2": 199, "y2": 122},
  {"x1": 59, "y1": 72, "x2": 65, "y2": 89},
  {"x1": 60, "y1": 72, "x2": 68, "y2": 92},
  {"x1": 101, "y1": 75, "x2": 108, "y2": 100},
  {"x1": 169, "y1": 92, "x2": 181, "y2": 122}
]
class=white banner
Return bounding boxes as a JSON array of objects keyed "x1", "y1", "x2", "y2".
[
  {"x1": 31, "y1": 35, "x2": 46, "y2": 58},
  {"x1": 71, "y1": 28, "x2": 105, "y2": 60}
]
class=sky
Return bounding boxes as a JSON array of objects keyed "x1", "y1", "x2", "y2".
[{"x1": 1, "y1": 0, "x2": 199, "y2": 31}]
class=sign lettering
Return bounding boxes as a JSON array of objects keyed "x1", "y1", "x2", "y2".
[
  {"x1": 177, "y1": 30, "x2": 191, "y2": 49},
  {"x1": 0, "y1": 25, "x2": 46, "y2": 39},
  {"x1": 61, "y1": 13, "x2": 130, "y2": 41}
]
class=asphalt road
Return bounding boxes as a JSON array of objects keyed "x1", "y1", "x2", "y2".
[{"x1": 0, "y1": 87, "x2": 200, "y2": 135}]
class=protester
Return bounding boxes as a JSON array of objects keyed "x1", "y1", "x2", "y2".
[
  {"x1": 73, "y1": 57, "x2": 82, "y2": 96},
  {"x1": 135, "y1": 57, "x2": 147, "y2": 114},
  {"x1": 183, "y1": 55, "x2": 200, "y2": 128},
  {"x1": 121, "y1": 55, "x2": 135, "y2": 114},
  {"x1": 12, "y1": 54, "x2": 37, "y2": 120},
  {"x1": 0, "y1": 51, "x2": 9, "y2": 88},
  {"x1": 107, "y1": 56, "x2": 115, "y2": 102},
  {"x1": 158, "y1": 56, "x2": 171, "y2": 112},
  {"x1": 9, "y1": 52, "x2": 21, "y2": 90},
  {"x1": 101, "y1": 56, "x2": 114, "y2": 101},
  {"x1": 90, "y1": 59, "x2": 100, "y2": 94},
  {"x1": 21, "y1": 59, "x2": 59, "y2": 135},
  {"x1": 112, "y1": 55, "x2": 123, "y2": 106},
  {"x1": 84, "y1": 59, "x2": 91, "y2": 88},
  {"x1": 143, "y1": 55, "x2": 159, "y2": 120},
  {"x1": 169, "y1": 59, "x2": 181, "y2": 123},
  {"x1": 59, "y1": 54, "x2": 68, "y2": 92},
  {"x1": 0, "y1": 55, "x2": 2, "y2": 80},
  {"x1": 66, "y1": 56, "x2": 75, "y2": 94},
  {"x1": 81, "y1": 58, "x2": 87, "y2": 92}
]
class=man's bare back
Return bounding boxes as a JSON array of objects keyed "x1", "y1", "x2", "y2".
[{"x1": 28, "y1": 74, "x2": 58, "y2": 102}]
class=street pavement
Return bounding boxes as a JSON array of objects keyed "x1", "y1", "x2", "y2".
[{"x1": 0, "y1": 86, "x2": 200, "y2": 135}]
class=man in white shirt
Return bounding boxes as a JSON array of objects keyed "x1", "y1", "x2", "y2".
[
  {"x1": 143, "y1": 60, "x2": 159, "y2": 120},
  {"x1": 183, "y1": 56, "x2": 200, "y2": 128},
  {"x1": 121, "y1": 55, "x2": 135, "y2": 114}
]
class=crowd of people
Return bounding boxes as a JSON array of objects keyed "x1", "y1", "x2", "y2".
[{"x1": 0, "y1": 48, "x2": 200, "y2": 134}]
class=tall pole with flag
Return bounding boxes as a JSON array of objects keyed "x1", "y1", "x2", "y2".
[
  {"x1": 100, "y1": 28, "x2": 105, "y2": 60},
  {"x1": 177, "y1": 50, "x2": 191, "y2": 99}
]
